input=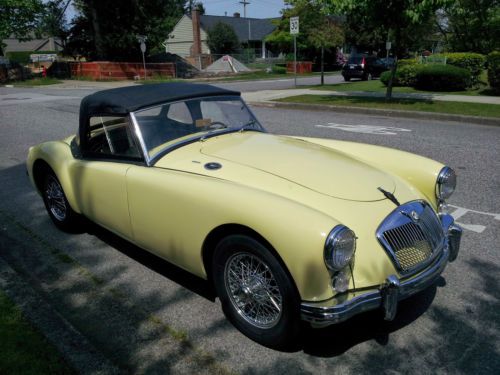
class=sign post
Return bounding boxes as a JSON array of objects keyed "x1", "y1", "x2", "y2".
[
  {"x1": 137, "y1": 35, "x2": 147, "y2": 80},
  {"x1": 290, "y1": 16, "x2": 299, "y2": 87},
  {"x1": 386, "y1": 41, "x2": 392, "y2": 60}
]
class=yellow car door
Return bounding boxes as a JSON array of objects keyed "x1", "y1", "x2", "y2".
[{"x1": 72, "y1": 116, "x2": 144, "y2": 240}]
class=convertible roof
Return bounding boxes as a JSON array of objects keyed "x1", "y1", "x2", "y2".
[
  {"x1": 77, "y1": 82, "x2": 240, "y2": 151},
  {"x1": 80, "y1": 82, "x2": 240, "y2": 120}
]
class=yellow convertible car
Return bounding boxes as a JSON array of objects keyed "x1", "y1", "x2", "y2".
[{"x1": 27, "y1": 83, "x2": 462, "y2": 348}]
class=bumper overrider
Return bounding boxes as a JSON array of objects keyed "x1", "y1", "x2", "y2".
[{"x1": 301, "y1": 213, "x2": 462, "y2": 326}]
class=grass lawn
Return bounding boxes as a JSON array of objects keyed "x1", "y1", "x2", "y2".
[
  {"x1": 12, "y1": 77, "x2": 62, "y2": 87},
  {"x1": 211, "y1": 70, "x2": 339, "y2": 82},
  {"x1": 276, "y1": 95, "x2": 500, "y2": 118},
  {"x1": 312, "y1": 74, "x2": 497, "y2": 97},
  {"x1": 0, "y1": 291, "x2": 75, "y2": 374}
]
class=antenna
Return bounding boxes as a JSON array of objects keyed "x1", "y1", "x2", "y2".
[{"x1": 239, "y1": 1, "x2": 250, "y2": 18}]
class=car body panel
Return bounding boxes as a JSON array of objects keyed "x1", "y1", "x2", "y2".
[
  {"x1": 197, "y1": 132, "x2": 396, "y2": 201},
  {"x1": 27, "y1": 129, "x2": 446, "y2": 301}
]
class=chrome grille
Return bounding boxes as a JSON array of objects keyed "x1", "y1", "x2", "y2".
[{"x1": 377, "y1": 201, "x2": 445, "y2": 274}]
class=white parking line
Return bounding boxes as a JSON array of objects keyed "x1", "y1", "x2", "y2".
[
  {"x1": 449, "y1": 204, "x2": 500, "y2": 233},
  {"x1": 315, "y1": 123, "x2": 412, "y2": 135}
]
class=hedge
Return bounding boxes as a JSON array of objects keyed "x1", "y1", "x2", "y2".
[
  {"x1": 381, "y1": 64, "x2": 424, "y2": 87},
  {"x1": 271, "y1": 65, "x2": 287, "y2": 74},
  {"x1": 487, "y1": 51, "x2": 500, "y2": 92},
  {"x1": 415, "y1": 64, "x2": 470, "y2": 91},
  {"x1": 433, "y1": 52, "x2": 485, "y2": 85}
]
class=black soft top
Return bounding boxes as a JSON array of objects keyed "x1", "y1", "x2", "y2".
[{"x1": 79, "y1": 82, "x2": 240, "y2": 130}]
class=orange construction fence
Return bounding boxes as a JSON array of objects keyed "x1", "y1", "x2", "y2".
[{"x1": 69, "y1": 61, "x2": 176, "y2": 80}]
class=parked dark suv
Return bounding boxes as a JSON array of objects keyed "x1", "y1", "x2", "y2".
[{"x1": 341, "y1": 54, "x2": 391, "y2": 81}]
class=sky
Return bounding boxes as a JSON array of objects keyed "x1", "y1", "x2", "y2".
[
  {"x1": 202, "y1": 0, "x2": 286, "y2": 18},
  {"x1": 66, "y1": 0, "x2": 287, "y2": 20}
]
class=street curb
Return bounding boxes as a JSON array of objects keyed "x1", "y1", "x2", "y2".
[
  {"x1": 247, "y1": 100, "x2": 500, "y2": 126},
  {"x1": 0, "y1": 256, "x2": 120, "y2": 375}
]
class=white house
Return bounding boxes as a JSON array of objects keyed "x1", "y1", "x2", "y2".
[{"x1": 163, "y1": 10, "x2": 277, "y2": 59}]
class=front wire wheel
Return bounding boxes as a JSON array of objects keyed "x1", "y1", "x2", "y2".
[
  {"x1": 225, "y1": 252, "x2": 283, "y2": 329},
  {"x1": 213, "y1": 235, "x2": 301, "y2": 349}
]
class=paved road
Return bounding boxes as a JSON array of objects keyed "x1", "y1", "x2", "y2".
[{"x1": 0, "y1": 86, "x2": 499, "y2": 374}]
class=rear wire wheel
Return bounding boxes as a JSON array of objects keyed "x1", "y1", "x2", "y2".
[
  {"x1": 41, "y1": 171, "x2": 80, "y2": 232},
  {"x1": 212, "y1": 235, "x2": 301, "y2": 349}
]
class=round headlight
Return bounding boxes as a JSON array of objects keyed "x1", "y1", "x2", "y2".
[
  {"x1": 436, "y1": 166, "x2": 456, "y2": 200},
  {"x1": 324, "y1": 225, "x2": 356, "y2": 271}
]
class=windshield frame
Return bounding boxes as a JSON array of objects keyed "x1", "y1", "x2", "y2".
[{"x1": 130, "y1": 95, "x2": 266, "y2": 166}]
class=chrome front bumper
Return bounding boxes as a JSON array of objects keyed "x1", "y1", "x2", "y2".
[{"x1": 301, "y1": 214, "x2": 462, "y2": 326}]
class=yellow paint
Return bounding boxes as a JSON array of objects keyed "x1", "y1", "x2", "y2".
[{"x1": 27, "y1": 131, "x2": 445, "y2": 302}]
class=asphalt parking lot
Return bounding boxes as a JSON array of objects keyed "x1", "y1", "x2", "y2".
[{"x1": 0, "y1": 86, "x2": 499, "y2": 374}]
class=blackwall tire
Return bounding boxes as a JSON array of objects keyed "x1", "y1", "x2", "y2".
[{"x1": 212, "y1": 235, "x2": 301, "y2": 349}]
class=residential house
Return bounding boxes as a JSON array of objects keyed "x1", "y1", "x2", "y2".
[
  {"x1": 2, "y1": 35, "x2": 63, "y2": 55},
  {"x1": 164, "y1": 10, "x2": 277, "y2": 59}
]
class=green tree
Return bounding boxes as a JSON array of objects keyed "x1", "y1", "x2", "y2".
[
  {"x1": 266, "y1": 0, "x2": 343, "y2": 73},
  {"x1": 330, "y1": 0, "x2": 450, "y2": 99},
  {"x1": 66, "y1": 0, "x2": 186, "y2": 61},
  {"x1": 206, "y1": 22, "x2": 240, "y2": 55},
  {"x1": 440, "y1": 0, "x2": 500, "y2": 54},
  {"x1": 0, "y1": 0, "x2": 43, "y2": 55},
  {"x1": 308, "y1": 19, "x2": 343, "y2": 84},
  {"x1": 38, "y1": 0, "x2": 70, "y2": 46}
]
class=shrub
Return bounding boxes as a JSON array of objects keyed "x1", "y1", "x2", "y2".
[
  {"x1": 380, "y1": 64, "x2": 423, "y2": 87},
  {"x1": 415, "y1": 64, "x2": 470, "y2": 91},
  {"x1": 398, "y1": 58, "x2": 419, "y2": 67},
  {"x1": 433, "y1": 52, "x2": 485, "y2": 85},
  {"x1": 271, "y1": 65, "x2": 287, "y2": 74},
  {"x1": 487, "y1": 51, "x2": 500, "y2": 92}
]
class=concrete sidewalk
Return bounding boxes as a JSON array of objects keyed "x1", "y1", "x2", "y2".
[{"x1": 242, "y1": 88, "x2": 500, "y2": 105}]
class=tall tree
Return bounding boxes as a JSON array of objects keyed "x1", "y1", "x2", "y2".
[
  {"x1": 266, "y1": 0, "x2": 344, "y2": 64},
  {"x1": 206, "y1": 22, "x2": 239, "y2": 54},
  {"x1": 330, "y1": 0, "x2": 450, "y2": 99},
  {"x1": 38, "y1": 0, "x2": 70, "y2": 47},
  {"x1": 440, "y1": 0, "x2": 500, "y2": 54},
  {"x1": 67, "y1": 0, "x2": 186, "y2": 61},
  {"x1": 308, "y1": 18, "x2": 343, "y2": 84},
  {"x1": 0, "y1": 0, "x2": 43, "y2": 55}
]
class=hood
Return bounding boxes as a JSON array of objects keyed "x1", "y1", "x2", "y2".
[{"x1": 199, "y1": 132, "x2": 395, "y2": 202}]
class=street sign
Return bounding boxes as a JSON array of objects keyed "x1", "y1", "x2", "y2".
[
  {"x1": 386, "y1": 41, "x2": 392, "y2": 50},
  {"x1": 290, "y1": 16, "x2": 299, "y2": 35},
  {"x1": 140, "y1": 42, "x2": 146, "y2": 53}
]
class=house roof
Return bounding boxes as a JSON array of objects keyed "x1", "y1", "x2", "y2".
[
  {"x1": 2, "y1": 35, "x2": 62, "y2": 53},
  {"x1": 199, "y1": 15, "x2": 277, "y2": 42}
]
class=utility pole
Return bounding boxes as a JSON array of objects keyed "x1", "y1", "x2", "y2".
[{"x1": 239, "y1": 1, "x2": 250, "y2": 18}]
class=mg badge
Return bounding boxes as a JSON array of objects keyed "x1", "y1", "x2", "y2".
[{"x1": 410, "y1": 210, "x2": 420, "y2": 221}]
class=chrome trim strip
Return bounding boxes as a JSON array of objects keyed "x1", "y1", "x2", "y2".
[
  {"x1": 129, "y1": 112, "x2": 151, "y2": 167},
  {"x1": 376, "y1": 200, "x2": 445, "y2": 275}
]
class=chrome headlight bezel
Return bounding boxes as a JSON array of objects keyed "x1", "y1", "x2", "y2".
[
  {"x1": 436, "y1": 166, "x2": 456, "y2": 201},
  {"x1": 324, "y1": 225, "x2": 356, "y2": 271}
]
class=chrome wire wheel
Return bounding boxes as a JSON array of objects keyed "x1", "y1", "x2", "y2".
[
  {"x1": 45, "y1": 175, "x2": 67, "y2": 221},
  {"x1": 224, "y1": 252, "x2": 283, "y2": 329}
]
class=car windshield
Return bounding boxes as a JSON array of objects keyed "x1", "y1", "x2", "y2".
[{"x1": 132, "y1": 96, "x2": 263, "y2": 161}]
